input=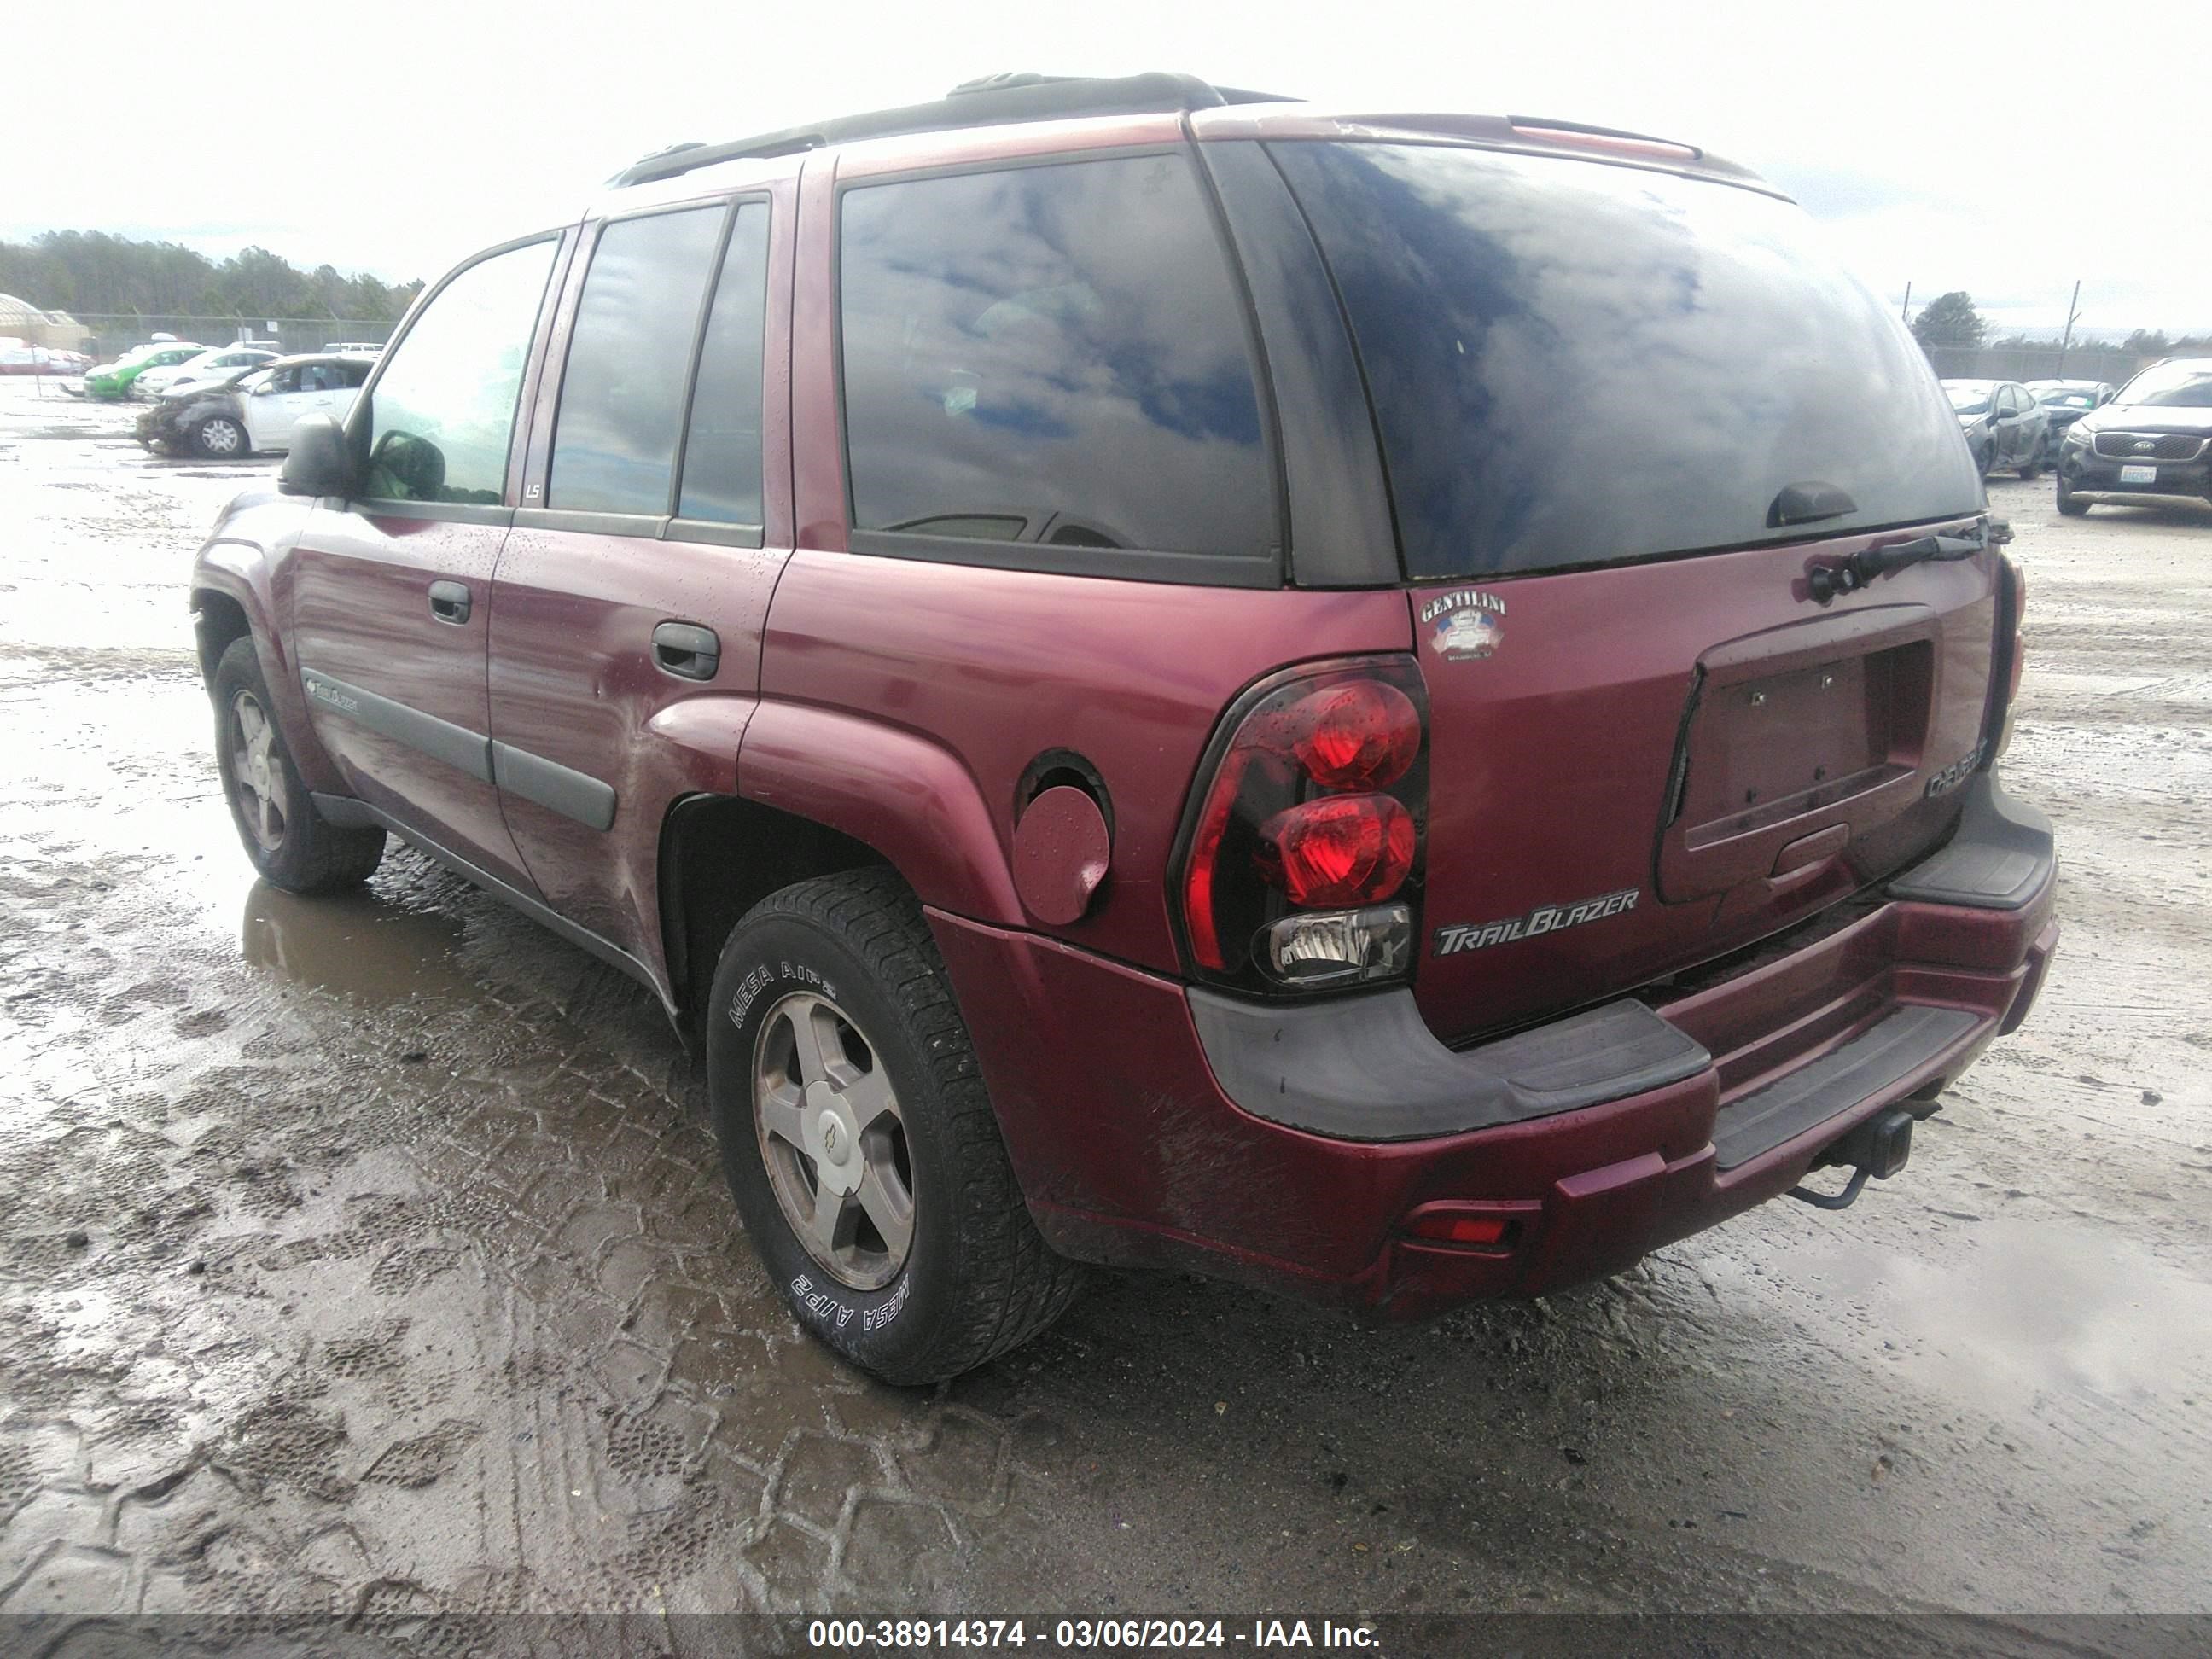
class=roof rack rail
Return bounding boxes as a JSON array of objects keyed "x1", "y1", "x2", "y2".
[
  {"x1": 611, "y1": 72, "x2": 1296, "y2": 189},
  {"x1": 1505, "y1": 114, "x2": 1703, "y2": 158}
]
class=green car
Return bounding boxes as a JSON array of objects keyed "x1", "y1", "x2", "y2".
[{"x1": 79, "y1": 341, "x2": 207, "y2": 401}]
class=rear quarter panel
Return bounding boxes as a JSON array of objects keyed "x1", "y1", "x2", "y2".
[{"x1": 752, "y1": 552, "x2": 1411, "y2": 967}]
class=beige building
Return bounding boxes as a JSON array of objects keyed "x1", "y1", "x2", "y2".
[{"x1": 0, "y1": 293, "x2": 91, "y2": 351}]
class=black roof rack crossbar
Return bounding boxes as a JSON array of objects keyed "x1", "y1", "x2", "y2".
[{"x1": 611, "y1": 72, "x2": 1296, "y2": 188}]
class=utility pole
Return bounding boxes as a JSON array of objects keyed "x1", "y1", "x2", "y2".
[{"x1": 2057, "y1": 280, "x2": 2082, "y2": 378}]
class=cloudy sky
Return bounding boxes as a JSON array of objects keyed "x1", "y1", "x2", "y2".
[{"x1": 7, "y1": 0, "x2": 2204, "y2": 338}]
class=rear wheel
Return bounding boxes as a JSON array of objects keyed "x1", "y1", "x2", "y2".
[
  {"x1": 194, "y1": 414, "x2": 248, "y2": 460},
  {"x1": 212, "y1": 637, "x2": 385, "y2": 892},
  {"x1": 706, "y1": 868, "x2": 1084, "y2": 1383}
]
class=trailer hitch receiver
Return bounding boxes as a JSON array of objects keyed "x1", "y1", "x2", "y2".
[{"x1": 1787, "y1": 1108, "x2": 1914, "y2": 1211}]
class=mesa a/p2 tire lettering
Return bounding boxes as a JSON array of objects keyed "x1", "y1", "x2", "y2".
[{"x1": 789, "y1": 1267, "x2": 911, "y2": 1336}]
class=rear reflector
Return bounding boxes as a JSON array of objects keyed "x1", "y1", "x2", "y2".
[{"x1": 1406, "y1": 1210, "x2": 1517, "y2": 1248}]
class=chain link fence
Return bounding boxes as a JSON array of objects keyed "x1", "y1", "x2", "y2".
[
  {"x1": 1921, "y1": 344, "x2": 2151, "y2": 386},
  {"x1": 73, "y1": 315, "x2": 399, "y2": 359}
]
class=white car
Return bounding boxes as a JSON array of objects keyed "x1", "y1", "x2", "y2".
[
  {"x1": 234, "y1": 356, "x2": 375, "y2": 452},
  {"x1": 137, "y1": 345, "x2": 282, "y2": 399}
]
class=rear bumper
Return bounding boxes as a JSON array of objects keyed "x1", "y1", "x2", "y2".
[{"x1": 930, "y1": 773, "x2": 2057, "y2": 1319}]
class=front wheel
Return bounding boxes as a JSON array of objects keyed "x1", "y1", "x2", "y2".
[
  {"x1": 212, "y1": 637, "x2": 385, "y2": 892},
  {"x1": 1977, "y1": 442, "x2": 1996, "y2": 480},
  {"x1": 2017, "y1": 438, "x2": 2046, "y2": 480},
  {"x1": 706, "y1": 869, "x2": 1084, "y2": 1384},
  {"x1": 194, "y1": 414, "x2": 249, "y2": 460},
  {"x1": 2056, "y1": 477, "x2": 2091, "y2": 516}
]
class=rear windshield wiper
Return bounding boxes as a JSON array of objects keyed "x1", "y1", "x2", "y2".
[{"x1": 1807, "y1": 519, "x2": 2010, "y2": 603}]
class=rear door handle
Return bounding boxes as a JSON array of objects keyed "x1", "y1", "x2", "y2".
[
  {"x1": 653, "y1": 620, "x2": 720, "y2": 681},
  {"x1": 428, "y1": 580, "x2": 472, "y2": 626}
]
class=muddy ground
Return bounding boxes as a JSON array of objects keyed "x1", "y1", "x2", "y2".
[{"x1": 1, "y1": 378, "x2": 2208, "y2": 1633}]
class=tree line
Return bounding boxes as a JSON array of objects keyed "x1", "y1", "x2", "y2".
[
  {"x1": 0, "y1": 230, "x2": 422, "y2": 322},
  {"x1": 1910, "y1": 290, "x2": 2208, "y2": 356}
]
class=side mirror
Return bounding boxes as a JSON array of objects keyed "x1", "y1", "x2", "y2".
[{"x1": 280, "y1": 413, "x2": 357, "y2": 498}]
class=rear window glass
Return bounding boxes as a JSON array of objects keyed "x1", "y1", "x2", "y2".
[
  {"x1": 550, "y1": 206, "x2": 727, "y2": 515},
  {"x1": 1270, "y1": 143, "x2": 1982, "y2": 579},
  {"x1": 838, "y1": 154, "x2": 1275, "y2": 563},
  {"x1": 2117, "y1": 363, "x2": 2212, "y2": 407}
]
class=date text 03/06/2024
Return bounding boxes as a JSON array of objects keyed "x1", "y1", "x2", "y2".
[{"x1": 806, "y1": 1617, "x2": 1381, "y2": 1650}]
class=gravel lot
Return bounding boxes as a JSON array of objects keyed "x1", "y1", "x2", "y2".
[{"x1": 2, "y1": 378, "x2": 2208, "y2": 1634}]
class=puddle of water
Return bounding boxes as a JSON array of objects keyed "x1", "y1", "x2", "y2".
[
  {"x1": 1746, "y1": 1214, "x2": 2212, "y2": 1405},
  {"x1": 240, "y1": 882, "x2": 472, "y2": 1004}
]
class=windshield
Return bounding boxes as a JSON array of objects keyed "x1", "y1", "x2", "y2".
[
  {"x1": 2117, "y1": 364, "x2": 2212, "y2": 408},
  {"x1": 2036, "y1": 389, "x2": 2096, "y2": 408},
  {"x1": 1946, "y1": 385, "x2": 1994, "y2": 415},
  {"x1": 1269, "y1": 142, "x2": 1982, "y2": 578}
]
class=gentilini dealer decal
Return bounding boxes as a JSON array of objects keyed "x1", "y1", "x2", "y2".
[
  {"x1": 1417, "y1": 588, "x2": 1507, "y2": 661},
  {"x1": 1434, "y1": 887, "x2": 1640, "y2": 957}
]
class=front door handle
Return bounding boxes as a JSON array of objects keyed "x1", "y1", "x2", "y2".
[
  {"x1": 428, "y1": 580, "x2": 472, "y2": 626},
  {"x1": 653, "y1": 620, "x2": 720, "y2": 681}
]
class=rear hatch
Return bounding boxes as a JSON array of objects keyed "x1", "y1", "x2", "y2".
[{"x1": 1270, "y1": 137, "x2": 2000, "y2": 1044}]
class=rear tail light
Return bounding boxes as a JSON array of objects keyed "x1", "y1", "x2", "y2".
[
  {"x1": 1176, "y1": 657, "x2": 1427, "y2": 992},
  {"x1": 2007, "y1": 556, "x2": 2028, "y2": 703},
  {"x1": 1255, "y1": 794, "x2": 1415, "y2": 907},
  {"x1": 1987, "y1": 550, "x2": 2028, "y2": 760}
]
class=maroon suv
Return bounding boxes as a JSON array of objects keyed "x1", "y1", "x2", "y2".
[{"x1": 189, "y1": 73, "x2": 2057, "y2": 1383}]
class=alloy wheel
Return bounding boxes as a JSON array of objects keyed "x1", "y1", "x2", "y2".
[
  {"x1": 751, "y1": 990, "x2": 916, "y2": 1290},
  {"x1": 229, "y1": 689, "x2": 288, "y2": 852}
]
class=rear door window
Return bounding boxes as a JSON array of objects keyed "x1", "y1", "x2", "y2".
[
  {"x1": 837, "y1": 153, "x2": 1276, "y2": 572},
  {"x1": 1270, "y1": 142, "x2": 1982, "y2": 579},
  {"x1": 549, "y1": 206, "x2": 728, "y2": 516},
  {"x1": 675, "y1": 201, "x2": 771, "y2": 528}
]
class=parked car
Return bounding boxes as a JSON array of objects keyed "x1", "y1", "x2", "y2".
[
  {"x1": 137, "y1": 367, "x2": 261, "y2": 458},
  {"x1": 139, "y1": 353, "x2": 374, "y2": 459},
  {"x1": 137, "y1": 345, "x2": 282, "y2": 399},
  {"x1": 319, "y1": 340, "x2": 386, "y2": 355},
  {"x1": 2025, "y1": 379, "x2": 2114, "y2": 446},
  {"x1": 0, "y1": 340, "x2": 91, "y2": 375},
  {"x1": 189, "y1": 73, "x2": 2055, "y2": 1383},
  {"x1": 2054, "y1": 357, "x2": 2212, "y2": 516},
  {"x1": 1942, "y1": 378, "x2": 2049, "y2": 478},
  {"x1": 78, "y1": 341, "x2": 207, "y2": 401}
]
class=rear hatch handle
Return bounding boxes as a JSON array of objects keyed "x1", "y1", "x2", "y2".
[{"x1": 1807, "y1": 517, "x2": 2011, "y2": 604}]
